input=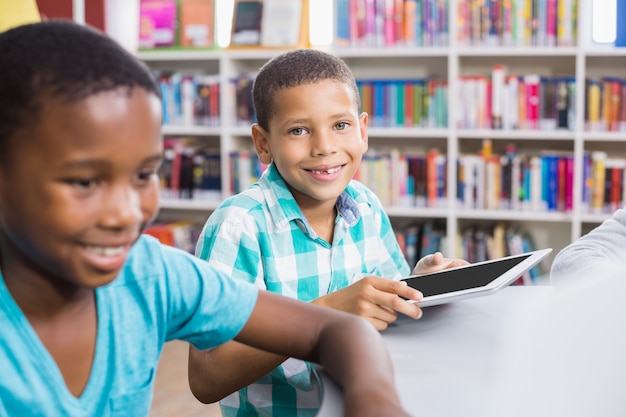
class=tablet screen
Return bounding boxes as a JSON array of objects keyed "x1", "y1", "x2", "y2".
[{"x1": 403, "y1": 254, "x2": 532, "y2": 297}]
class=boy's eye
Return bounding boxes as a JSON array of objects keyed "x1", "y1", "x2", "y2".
[
  {"x1": 290, "y1": 127, "x2": 309, "y2": 136},
  {"x1": 335, "y1": 121, "x2": 349, "y2": 130},
  {"x1": 136, "y1": 170, "x2": 158, "y2": 184},
  {"x1": 70, "y1": 178, "x2": 99, "y2": 189}
]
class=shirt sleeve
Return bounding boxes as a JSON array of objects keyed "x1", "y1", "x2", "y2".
[
  {"x1": 152, "y1": 239, "x2": 259, "y2": 350},
  {"x1": 195, "y1": 203, "x2": 265, "y2": 288},
  {"x1": 550, "y1": 207, "x2": 626, "y2": 286}
]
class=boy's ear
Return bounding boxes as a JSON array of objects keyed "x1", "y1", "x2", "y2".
[
  {"x1": 251, "y1": 124, "x2": 273, "y2": 165},
  {"x1": 359, "y1": 112, "x2": 369, "y2": 153}
]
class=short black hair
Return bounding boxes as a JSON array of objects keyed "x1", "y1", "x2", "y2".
[
  {"x1": 0, "y1": 20, "x2": 160, "y2": 159},
  {"x1": 252, "y1": 49, "x2": 360, "y2": 131}
]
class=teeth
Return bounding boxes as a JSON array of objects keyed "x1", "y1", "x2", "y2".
[
  {"x1": 311, "y1": 166, "x2": 341, "y2": 175},
  {"x1": 85, "y1": 245, "x2": 125, "y2": 257}
]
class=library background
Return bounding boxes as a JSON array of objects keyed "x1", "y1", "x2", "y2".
[{"x1": 28, "y1": 0, "x2": 626, "y2": 282}]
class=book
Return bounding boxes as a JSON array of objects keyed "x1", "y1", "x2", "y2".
[
  {"x1": 500, "y1": 147, "x2": 514, "y2": 210},
  {"x1": 260, "y1": 0, "x2": 309, "y2": 47},
  {"x1": 403, "y1": 225, "x2": 420, "y2": 267},
  {"x1": 383, "y1": 0, "x2": 396, "y2": 46},
  {"x1": 426, "y1": 148, "x2": 439, "y2": 208},
  {"x1": 529, "y1": 155, "x2": 543, "y2": 211},
  {"x1": 586, "y1": 79, "x2": 602, "y2": 131},
  {"x1": 0, "y1": 0, "x2": 40, "y2": 32},
  {"x1": 616, "y1": 0, "x2": 626, "y2": 46},
  {"x1": 365, "y1": 0, "x2": 377, "y2": 46},
  {"x1": 355, "y1": 0, "x2": 368, "y2": 46},
  {"x1": 539, "y1": 76, "x2": 556, "y2": 130},
  {"x1": 557, "y1": 0, "x2": 574, "y2": 46},
  {"x1": 541, "y1": 153, "x2": 559, "y2": 211},
  {"x1": 546, "y1": 0, "x2": 557, "y2": 46},
  {"x1": 590, "y1": 151, "x2": 607, "y2": 213},
  {"x1": 334, "y1": 0, "x2": 351, "y2": 46},
  {"x1": 403, "y1": 0, "x2": 417, "y2": 46},
  {"x1": 139, "y1": 0, "x2": 177, "y2": 48},
  {"x1": 230, "y1": 0, "x2": 263, "y2": 46},
  {"x1": 556, "y1": 77, "x2": 570, "y2": 129},
  {"x1": 606, "y1": 159, "x2": 625, "y2": 212},
  {"x1": 524, "y1": 74, "x2": 540, "y2": 129},
  {"x1": 485, "y1": 155, "x2": 501, "y2": 209},
  {"x1": 620, "y1": 80, "x2": 626, "y2": 132},
  {"x1": 194, "y1": 148, "x2": 222, "y2": 200},
  {"x1": 564, "y1": 155, "x2": 574, "y2": 212},
  {"x1": 180, "y1": 0, "x2": 215, "y2": 48},
  {"x1": 491, "y1": 65, "x2": 506, "y2": 129},
  {"x1": 581, "y1": 152, "x2": 593, "y2": 212},
  {"x1": 420, "y1": 222, "x2": 442, "y2": 259},
  {"x1": 607, "y1": 78, "x2": 622, "y2": 131}
]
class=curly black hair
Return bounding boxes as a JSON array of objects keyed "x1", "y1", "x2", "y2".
[
  {"x1": 252, "y1": 49, "x2": 360, "y2": 131},
  {"x1": 0, "y1": 19, "x2": 160, "y2": 160}
]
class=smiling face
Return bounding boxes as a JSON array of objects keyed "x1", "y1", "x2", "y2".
[
  {"x1": 252, "y1": 80, "x2": 368, "y2": 214},
  {"x1": 0, "y1": 88, "x2": 163, "y2": 291}
]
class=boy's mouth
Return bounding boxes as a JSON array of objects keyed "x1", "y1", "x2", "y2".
[
  {"x1": 80, "y1": 241, "x2": 133, "y2": 274},
  {"x1": 307, "y1": 165, "x2": 344, "y2": 175},
  {"x1": 84, "y1": 245, "x2": 126, "y2": 257}
]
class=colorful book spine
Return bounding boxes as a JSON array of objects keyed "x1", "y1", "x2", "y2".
[
  {"x1": 383, "y1": 0, "x2": 396, "y2": 46},
  {"x1": 581, "y1": 152, "x2": 592, "y2": 211},
  {"x1": 546, "y1": 0, "x2": 557, "y2": 46},
  {"x1": 586, "y1": 79, "x2": 602, "y2": 131},
  {"x1": 342, "y1": 0, "x2": 359, "y2": 47},
  {"x1": 620, "y1": 81, "x2": 626, "y2": 132},
  {"x1": 372, "y1": 80, "x2": 385, "y2": 127},
  {"x1": 607, "y1": 78, "x2": 622, "y2": 132},
  {"x1": 524, "y1": 74, "x2": 540, "y2": 129},
  {"x1": 365, "y1": 0, "x2": 377, "y2": 46},
  {"x1": 590, "y1": 151, "x2": 607, "y2": 213},
  {"x1": 491, "y1": 65, "x2": 506, "y2": 129},
  {"x1": 617, "y1": 0, "x2": 626, "y2": 46},
  {"x1": 515, "y1": 0, "x2": 527, "y2": 46},
  {"x1": 502, "y1": 0, "x2": 513, "y2": 46},
  {"x1": 403, "y1": 0, "x2": 417, "y2": 46},
  {"x1": 426, "y1": 148, "x2": 439, "y2": 208},
  {"x1": 564, "y1": 155, "x2": 574, "y2": 212}
]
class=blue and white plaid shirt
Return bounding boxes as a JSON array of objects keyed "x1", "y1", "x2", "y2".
[{"x1": 196, "y1": 162, "x2": 410, "y2": 417}]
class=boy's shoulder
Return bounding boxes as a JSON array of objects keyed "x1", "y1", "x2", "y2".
[
  {"x1": 345, "y1": 180, "x2": 381, "y2": 206},
  {"x1": 206, "y1": 184, "x2": 274, "y2": 228},
  {"x1": 118, "y1": 234, "x2": 199, "y2": 283},
  {"x1": 216, "y1": 184, "x2": 267, "y2": 213}
]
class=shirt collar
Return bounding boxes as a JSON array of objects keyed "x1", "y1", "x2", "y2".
[{"x1": 258, "y1": 162, "x2": 361, "y2": 231}]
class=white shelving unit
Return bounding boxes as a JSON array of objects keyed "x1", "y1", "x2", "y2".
[{"x1": 137, "y1": 1, "x2": 626, "y2": 269}]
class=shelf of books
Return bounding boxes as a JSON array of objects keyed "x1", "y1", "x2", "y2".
[{"x1": 138, "y1": 0, "x2": 626, "y2": 276}]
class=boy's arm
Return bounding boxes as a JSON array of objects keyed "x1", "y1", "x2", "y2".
[
  {"x1": 234, "y1": 290, "x2": 412, "y2": 417},
  {"x1": 188, "y1": 341, "x2": 287, "y2": 403},
  {"x1": 550, "y1": 207, "x2": 626, "y2": 285}
]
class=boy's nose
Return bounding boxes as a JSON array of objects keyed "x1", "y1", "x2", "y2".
[
  {"x1": 311, "y1": 131, "x2": 336, "y2": 156},
  {"x1": 100, "y1": 186, "x2": 143, "y2": 229}
]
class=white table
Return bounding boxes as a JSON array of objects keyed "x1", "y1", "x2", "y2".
[{"x1": 317, "y1": 286, "x2": 555, "y2": 417}]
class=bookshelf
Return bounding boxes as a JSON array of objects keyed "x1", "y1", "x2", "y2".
[{"x1": 138, "y1": 0, "x2": 626, "y2": 272}]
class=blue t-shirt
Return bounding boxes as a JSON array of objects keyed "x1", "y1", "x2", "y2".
[{"x1": 0, "y1": 234, "x2": 258, "y2": 416}]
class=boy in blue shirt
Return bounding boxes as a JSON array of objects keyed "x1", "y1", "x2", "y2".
[
  {"x1": 0, "y1": 21, "x2": 414, "y2": 417},
  {"x1": 189, "y1": 49, "x2": 467, "y2": 416}
]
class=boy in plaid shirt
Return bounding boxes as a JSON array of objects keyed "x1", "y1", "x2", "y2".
[{"x1": 189, "y1": 49, "x2": 467, "y2": 417}]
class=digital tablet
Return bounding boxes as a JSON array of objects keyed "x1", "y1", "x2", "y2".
[{"x1": 401, "y1": 248, "x2": 553, "y2": 307}]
